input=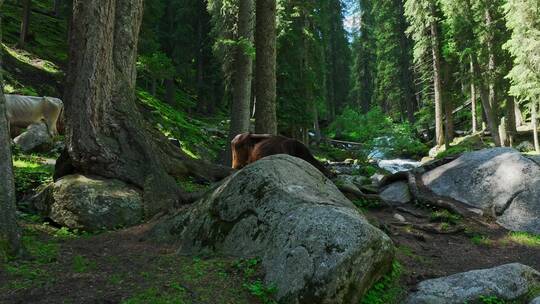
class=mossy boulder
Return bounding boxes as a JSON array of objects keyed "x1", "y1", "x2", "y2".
[{"x1": 150, "y1": 154, "x2": 395, "y2": 304}]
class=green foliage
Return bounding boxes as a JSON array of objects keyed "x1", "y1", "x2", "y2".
[
  {"x1": 122, "y1": 287, "x2": 187, "y2": 304},
  {"x1": 507, "y1": 232, "x2": 540, "y2": 248},
  {"x1": 478, "y1": 295, "x2": 507, "y2": 304},
  {"x1": 430, "y1": 210, "x2": 461, "y2": 224},
  {"x1": 360, "y1": 261, "x2": 405, "y2": 304},
  {"x1": 243, "y1": 280, "x2": 277, "y2": 304},
  {"x1": 137, "y1": 52, "x2": 175, "y2": 83},
  {"x1": 470, "y1": 235, "x2": 493, "y2": 246},
  {"x1": 353, "y1": 198, "x2": 381, "y2": 210},
  {"x1": 329, "y1": 107, "x2": 428, "y2": 158},
  {"x1": 12, "y1": 155, "x2": 53, "y2": 195},
  {"x1": 137, "y1": 90, "x2": 225, "y2": 160},
  {"x1": 72, "y1": 255, "x2": 97, "y2": 273}
]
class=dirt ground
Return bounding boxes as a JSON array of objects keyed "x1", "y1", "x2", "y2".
[{"x1": 365, "y1": 204, "x2": 540, "y2": 292}]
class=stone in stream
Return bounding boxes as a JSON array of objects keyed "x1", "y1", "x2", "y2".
[
  {"x1": 380, "y1": 181, "x2": 412, "y2": 205},
  {"x1": 405, "y1": 263, "x2": 540, "y2": 304},
  {"x1": 149, "y1": 155, "x2": 395, "y2": 304},
  {"x1": 422, "y1": 148, "x2": 540, "y2": 234},
  {"x1": 377, "y1": 159, "x2": 422, "y2": 174}
]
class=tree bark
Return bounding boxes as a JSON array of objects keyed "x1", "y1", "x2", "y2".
[
  {"x1": 225, "y1": 0, "x2": 254, "y2": 166},
  {"x1": 53, "y1": 0, "x2": 61, "y2": 16},
  {"x1": 484, "y1": 7, "x2": 501, "y2": 146},
  {"x1": 164, "y1": 78, "x2": 175, "y2": 106},
  {"x1": 61, "y1": 0, "x2": 231, "y2": 217},
  {"x1": 533, "y1": 100, "x2": 539, "y2": 153},
  {"x1": 0, "y1": 5, "x2": 24, "y2": 257},
  {"x1": 19, "y1": 0, "x2": 31, "y2": 47},
  {"x1": 254, "y1": 0, "x2": 277, "y2": 134},
  {"x1": 470, "y1": 55, "x2": 477, "y2": 133},
  {"x1": 430, "y1": 14, "x2": 444, "y2": 147},
  {"x1": 505, "y1": 97, "x2": 517, "y2": 146}
]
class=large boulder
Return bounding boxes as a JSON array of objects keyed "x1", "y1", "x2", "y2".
[
  {"x1": 150, "y1": 155, "x2": 394, "y2": 304},
  {"x1": 13, "y1": 122, "x2": 53, "y2": 152},
  {"x1": 30, "y1": 174, "x2": 143, "y2": 231},
  {"x1": 422, "y1": 148, "x2": 540, "y2": 234},
  {"x1": 405, "y1": 263, "x2": 540, "y2": 304}
]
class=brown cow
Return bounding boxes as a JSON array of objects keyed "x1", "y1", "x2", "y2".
[{"x1": 231, "y1": 133, "x2": 334, "y2": 178}]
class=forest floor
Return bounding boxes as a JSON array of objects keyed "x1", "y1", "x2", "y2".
[{"x1": 2, "y1": 186, "x2": 540, "y2": 304}]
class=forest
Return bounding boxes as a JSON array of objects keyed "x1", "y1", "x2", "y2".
[{"x1": 1, "y1": 0, "x2": 540, "y2": 303}]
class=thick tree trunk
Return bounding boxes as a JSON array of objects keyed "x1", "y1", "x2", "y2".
[
  {"x1": 19, "y1": 0, "x2": 31, "y2": 47},
  {"x1": 0, "y1": 6, "x2": 24, "y2": 257},
  {"x1": 254, "y1": 0, "x2": 277, "y2": 134},
  {"x1": 62, "y1": 0, "x2": 230, "y2": 217},
  {"x1": 484, "y1": 7, "x2": 501, "y2": 146},
  {"x1": 533, "y1": 100, "x2": 539, "y2": 153},
  {"x1": 225, "y1": 0, "x2": 254, "y2": 166},
  {"x1": 430, "y1": 16, "x2": 444, "y2": 147}
]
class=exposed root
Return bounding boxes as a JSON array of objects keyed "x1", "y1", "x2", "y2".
[{"x1": 391, "y1": 221, "x2": 465, "y2": 235}]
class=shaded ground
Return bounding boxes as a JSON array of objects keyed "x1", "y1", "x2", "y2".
[
  {"x1": 0, "y1": 221, "x2": 266, "y2": 304},
  {"x1": 362, "y1": 203, "x2": 540, "y2": 299}
]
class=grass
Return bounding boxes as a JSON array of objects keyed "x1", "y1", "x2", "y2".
[
  {"x1": 430, "y1": 210, "x2": 461, "y2": 225},
  {"x1": 12, "y1": 154, "x2": 54, "y2": 195},
  {"x1": 122, "y1": 287, "x2": 188, "y2": 304},
  {"x1": 360, "y1": 261, "x2": 405, "y2": 304},
  {"x1": 470, "y1": 235, "x2": 494, "y2": 246},
  {"x1": 506, "y1": 232, "x2": 540, "y2": 247},
  {"x1": 72, "y1": 255, "x2": 97, "y2": 273}
]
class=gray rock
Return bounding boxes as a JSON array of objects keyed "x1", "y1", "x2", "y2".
[
  {"x1": 422, "y1": 148, "x2": 540, "y2": 234},
  {"x1": 531, "y1": 296, "x2": 540, "y2": 304},
  {"x1": 377, "y1": 159, "x2": 422, "y2": 174},
  {"x1": 150, "y1": 155, "x2": 394, "y2": 304},
  {"x1": 405, "y1": 263, "x2": 540, "y2": 304},
  {"x1": 393, "y1": 213, "x2": 406, "y2": 222},
  {"x1": 380, "y1": 181, "x2": 412, "y2": 205},
  {"x1": 335, "y1": 174, "x2": 367, "y2": 189},
  {"x1": 13, "y1": 122, "x2": 53, "y2": 152},
  {"x1": 31, "y1": 175, "x2": 143, "y2": 231},
  {"x1": 370, "y1": 173, "x2": 386, "y2": 187},
  {"x1": 517, "y1": 141, "x2": 535, "y2": 152}
]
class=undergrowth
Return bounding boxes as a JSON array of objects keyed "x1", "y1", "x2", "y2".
[{"x1": 360, "y1": 261, "x2": 405, "y2": 304}]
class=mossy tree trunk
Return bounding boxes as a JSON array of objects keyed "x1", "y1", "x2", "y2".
[
  {"x1": 254, "y1": 0, "x2": 277, "y2": 135},
  {"x1": 60, "y1": 0, "x2": 231, "y2": 217},
  {"x1": 0, "y1": 3, "x2": 25, "y2": 257}
]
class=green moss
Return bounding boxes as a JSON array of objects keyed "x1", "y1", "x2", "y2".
[
  {"x1": 12, "y1": 155, "x2": 54, "y2": 195},
  {"x1": 360, "y1": 261, "x2": 406, "y2": 304}
]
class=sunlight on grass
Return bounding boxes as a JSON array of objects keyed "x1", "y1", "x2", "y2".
[
  {"x1": 2, "y1": 43, "x2": 62, "y2": 75},
  {"x1": 506, "y1": 232, "x2": 540, "y2": 247}
]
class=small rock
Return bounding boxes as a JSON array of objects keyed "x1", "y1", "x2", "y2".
[
  {"x1": 393, "y1": 213, "x2": 406, "y2": 222},
  {"x1": 380, "y1": 181, "x2": 412, "y2": 205},
  {"x1": 13, "y1": 122, "x2": 53, "y2": 152},
  {"x1": 405, "y1": 263, "x2": 540, "y2": 304},
  {"x1": 370, "y1": 173, "x2": 386, "y2": 187},
  {"x1": 530, "y1": 296, "x2": 540, "y2": 304}
]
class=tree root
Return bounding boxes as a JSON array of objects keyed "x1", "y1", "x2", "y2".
[{"x1": 391, "y1": 221, "x2": 465, "y2": 234}]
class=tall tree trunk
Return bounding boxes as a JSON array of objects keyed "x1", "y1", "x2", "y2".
[
  {"x1": 470, "y1": 56, "x2": 477, "y2": 133},
  {"x1": 533, "y1": 100, "x2": 539, "y2": 153},
  {"x1": 505, "y1": 97, "x2": 517, "y2": 147},
  {"x1": 0, "y1": 5, "x2": 24, "y2": 257},
  {"x1": 53, "y1": 0, "x2": 61, "y2": 16},
  {"x1": 19, "y1": 0, "x2": 31, "y2": 47},
  {"x1": 484, "y1": 7, "x2": 501, "y2": 146},
  {"x1": 430, "y1": 15, "x2": 444, "y2": 147},
  {"x1": 225, "y1": 0, "x2": 254, "y2": 166},
  {"x1": 196, "y1": 17, "x2": 206, "y2": 114},
  {"x1": 164, "y1": 78, "x2": 175, "y2": 106},
  {"x1": 254, "y1": 0, "x2": 277, "y2": 134},
  {"x1": 61, "y1": 0, "x2": 230, "y2": 217}
]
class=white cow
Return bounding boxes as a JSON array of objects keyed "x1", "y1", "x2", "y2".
[{"x1": 5, "y1": 94, "x2": 63, "y2": 137}]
